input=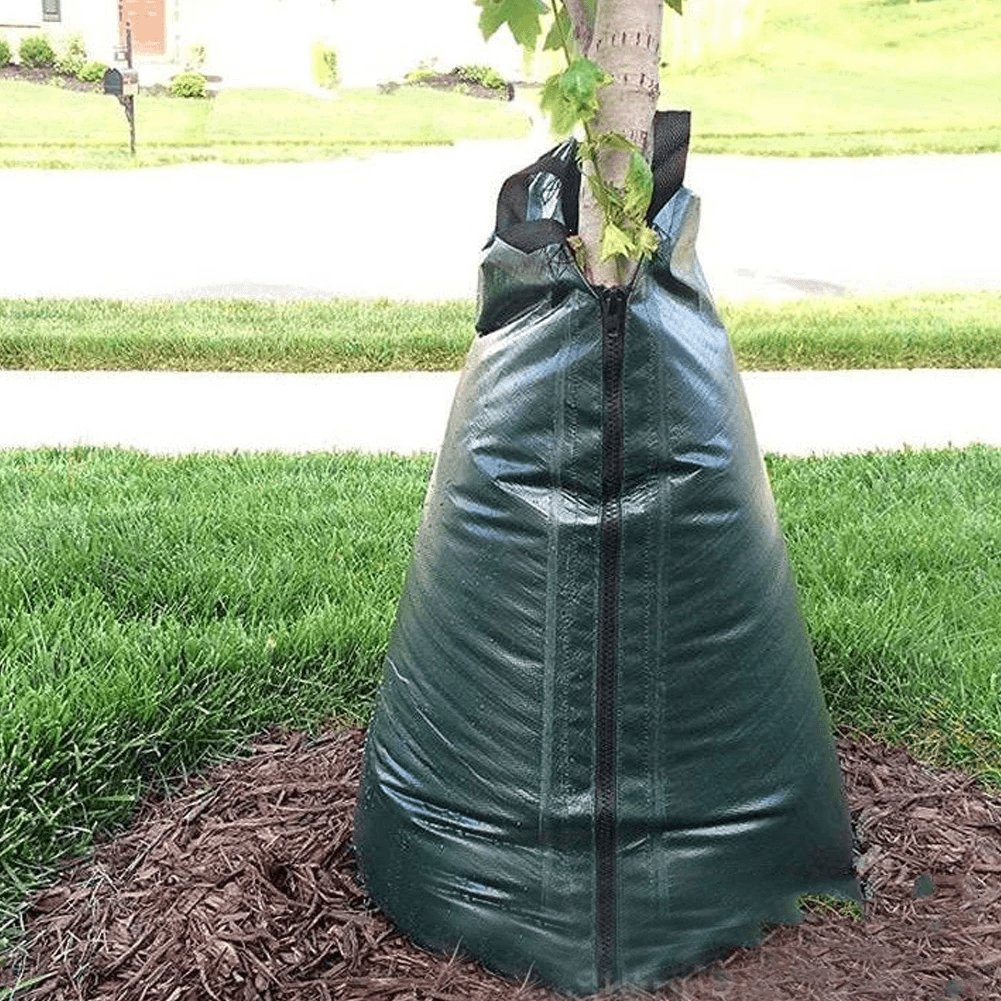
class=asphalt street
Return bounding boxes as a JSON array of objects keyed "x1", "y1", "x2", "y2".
[{"x1": 2, "y1": 135, "x2": 999, "y2": 303}]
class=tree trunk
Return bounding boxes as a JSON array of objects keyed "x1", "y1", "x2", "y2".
[{"x1": 575, "y1": 0, "x2": 663, "y2": 288}]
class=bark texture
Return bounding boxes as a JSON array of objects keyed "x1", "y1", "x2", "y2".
[
  {"x1": 564, "y1": 0, "x2": 594, "y2": 53},
  {"x1": 577, "y1": 0, "x2": 664, "y2": 287}
]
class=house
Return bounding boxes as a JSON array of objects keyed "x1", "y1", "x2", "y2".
[{"x1": 0, "y1": 0, "x2": 531, "y2": 90}]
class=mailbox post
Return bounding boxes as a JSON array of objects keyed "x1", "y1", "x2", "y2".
[{"x1": 103, "y1": 22, "x2": 137, "y2": 155}]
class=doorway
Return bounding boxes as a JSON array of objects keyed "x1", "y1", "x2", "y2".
[{"x1": 118, "y1": 0, "x2": 165, "y2": 55}]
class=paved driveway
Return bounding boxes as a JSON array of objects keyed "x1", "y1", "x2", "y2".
[{"x1": 2, "y1": 141, "x2": 999, "y2": 303}]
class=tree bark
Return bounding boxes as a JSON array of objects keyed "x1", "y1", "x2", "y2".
[
  {"x1": 564, "y1": 0, "x2": 594, "y2": 53},
  {"x1": 575, "y1": 0, "x2": 663, "y2": 287}
]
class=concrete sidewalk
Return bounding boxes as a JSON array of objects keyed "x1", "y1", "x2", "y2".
[{"x1": 3, "y1": 368, "x2": 1000, "y2": 457}]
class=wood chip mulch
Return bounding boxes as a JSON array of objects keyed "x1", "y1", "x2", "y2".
[
  {"x1": 0, "y1": 65, "x2": 104, "y2": 93},
  {"x1": 2, "y1": 727, "x2": 999, "y2": 1001},
  {"x1": 0, "y1": 64, "x2": 218, "y2": 96}
]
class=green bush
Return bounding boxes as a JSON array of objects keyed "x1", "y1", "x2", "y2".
[
  {"x1": 19, "y1": 35, "x2": 56, "y2": 69},
  {"x1": 77, "y1": 60, "x2": 107, "y2": 83},
  {"x1": 405, "y1": 64, "x2": 437, "y2": 84},
  {"x1": 170, "y1": 71, "x2": 207, "y2": 98},
  {"x1": 452, "y1": 64, "x2": 506, "y2": 90},
  {"x1": 54, "y1": 33, "x2": 87, "y2": 76},
  {"x1": 311, "y1": 43, "x2": 338, "y2": 88},
  {"x1": 0, "y1": 37, "x2": 11, "y2": 68}
]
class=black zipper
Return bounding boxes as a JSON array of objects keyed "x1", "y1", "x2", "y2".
[{"x1": 595, "y1": 285, "x2": 628, "y2": 988}]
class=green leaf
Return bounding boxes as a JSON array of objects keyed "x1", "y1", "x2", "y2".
[
  {"x1": 665, "y1": 0, "x2": 684, "y2": 15},
  {"x1": 600, "y1": 222, "x2": 634, "y2": 262},
  {"x1": 586, "y1": 172, "x2": 615, "y2": 215},
  {"x1": 476, "y1": 0, "x2": 547, "y2": 48},
  {"x1": 636, "y1": 224, "x2": 660, "y2": 259},
  {"x1": 561, "y1": 57, "x2": 609, "y2": 107},
  {"x1": 543, "y1": 6, "x2": 572, "y2": 52},
  {"x1": 623, "y1": 149, "x2": 654, "y2": 222},
  {"x1": 539, "y1": 59, "x2": 609, "y2": 135},
  {"x1": 540, "y1": 73, "x2": 579, "y2": 135},
  {"x1": 595, "y1": 131, "x2": 636, "y2": 153}
]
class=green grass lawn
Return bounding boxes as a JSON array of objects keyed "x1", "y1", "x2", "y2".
[
  {"x1": 0, "y1": 83, "x2": 530, "y2": 168},
  {"x1": 663, "y1": 0, "x2": 1001, "y2": 155},
  {"x1": 0, "y1": 444, "x2": 1000, "y2": 953},
  {"x1": 2, "y1": 292, "x2": 1000, "y2": 372}
]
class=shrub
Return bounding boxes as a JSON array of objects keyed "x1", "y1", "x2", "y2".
[
  {"x1": 405, "y1": 63, "x2": 437, "y2": 84},
  {"x1": 54, "y1": 33, "x2": 87, "y2": 76},
  {"x1": 451, "y1": 64, "x2": 506, "y2": 90},
  {"x1": 171, "y1": 71, "x2": 207, "y2": 98},
  {"x1": 0, "y1": 37, "x2": 11, "y2": 68},
  {"x1": 19, "y1": 35, "x2": 56, "y2": 69},
  {"x1": 77, "y1": 60, "x2": 108, "y2": 83},
  {"x1": 311, "y1": 43, "x2": 338, "y2": 88}
]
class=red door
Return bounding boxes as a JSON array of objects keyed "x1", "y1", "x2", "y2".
[{"x1": 118, "y1": 0, "x2": 165, "y2": 55}]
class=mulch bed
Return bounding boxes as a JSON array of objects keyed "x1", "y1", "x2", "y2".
[
  {"x1": 0, "y1": 64, "x2": 103, "y2": 93},
  {"x1": 396, "y1": 75, "x2": 514, "y2": 101},
  {"x1": 1, "y1": 727, "x2": 999, "y2": 1001},
  {"x1": 0, "y1": 64, "x2": 216, "y2": 97},
  {"x1": 1, "y1": 62, "x2": 511, "y2": 100}
]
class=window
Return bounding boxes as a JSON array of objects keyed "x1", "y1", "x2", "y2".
[{"x1": 41, "y1": 0, "x2": 59, "y2": 21}]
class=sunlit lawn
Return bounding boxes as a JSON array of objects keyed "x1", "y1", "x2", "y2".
[
  {"x1": 1, "y1": 444, "x2": 1000, "y2": 951},
  {"x1": 3, "y1": 293, "x2": 1000, "y2": 372},
  {"x1": 662, "y1": 0, "x2": 1001, "y2": 155},
  {"x1": 0, "y1": 82, "x2": 530, "y2": 168}
]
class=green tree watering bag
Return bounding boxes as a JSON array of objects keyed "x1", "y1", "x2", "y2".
[{"x1": 354, "y1": 112, "x2": 860, "y2": 995}]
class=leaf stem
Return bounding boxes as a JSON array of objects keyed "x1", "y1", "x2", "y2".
[
  {"x1": 550, "y1": 1, "x2": 648, "y2": 286},
  {"x1": 549, "y1": 0, "x2": 575, "y2": 66},
  {"x1": 549, "y1": 3, "x2": 601, "y2": 209}
]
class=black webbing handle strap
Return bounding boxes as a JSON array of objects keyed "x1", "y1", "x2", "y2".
[{"x1": 494, "y1": 110, "x2": 692, "y2": 253}]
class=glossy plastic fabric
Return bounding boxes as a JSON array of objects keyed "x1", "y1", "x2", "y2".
[{"x1": 354, "y1": 116, "x2": 860, "y2": 996}]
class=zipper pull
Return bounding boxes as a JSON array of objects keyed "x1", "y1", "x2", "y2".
[{"x1": 601, "y1": 288, "x2": 628, "y2": 336}]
